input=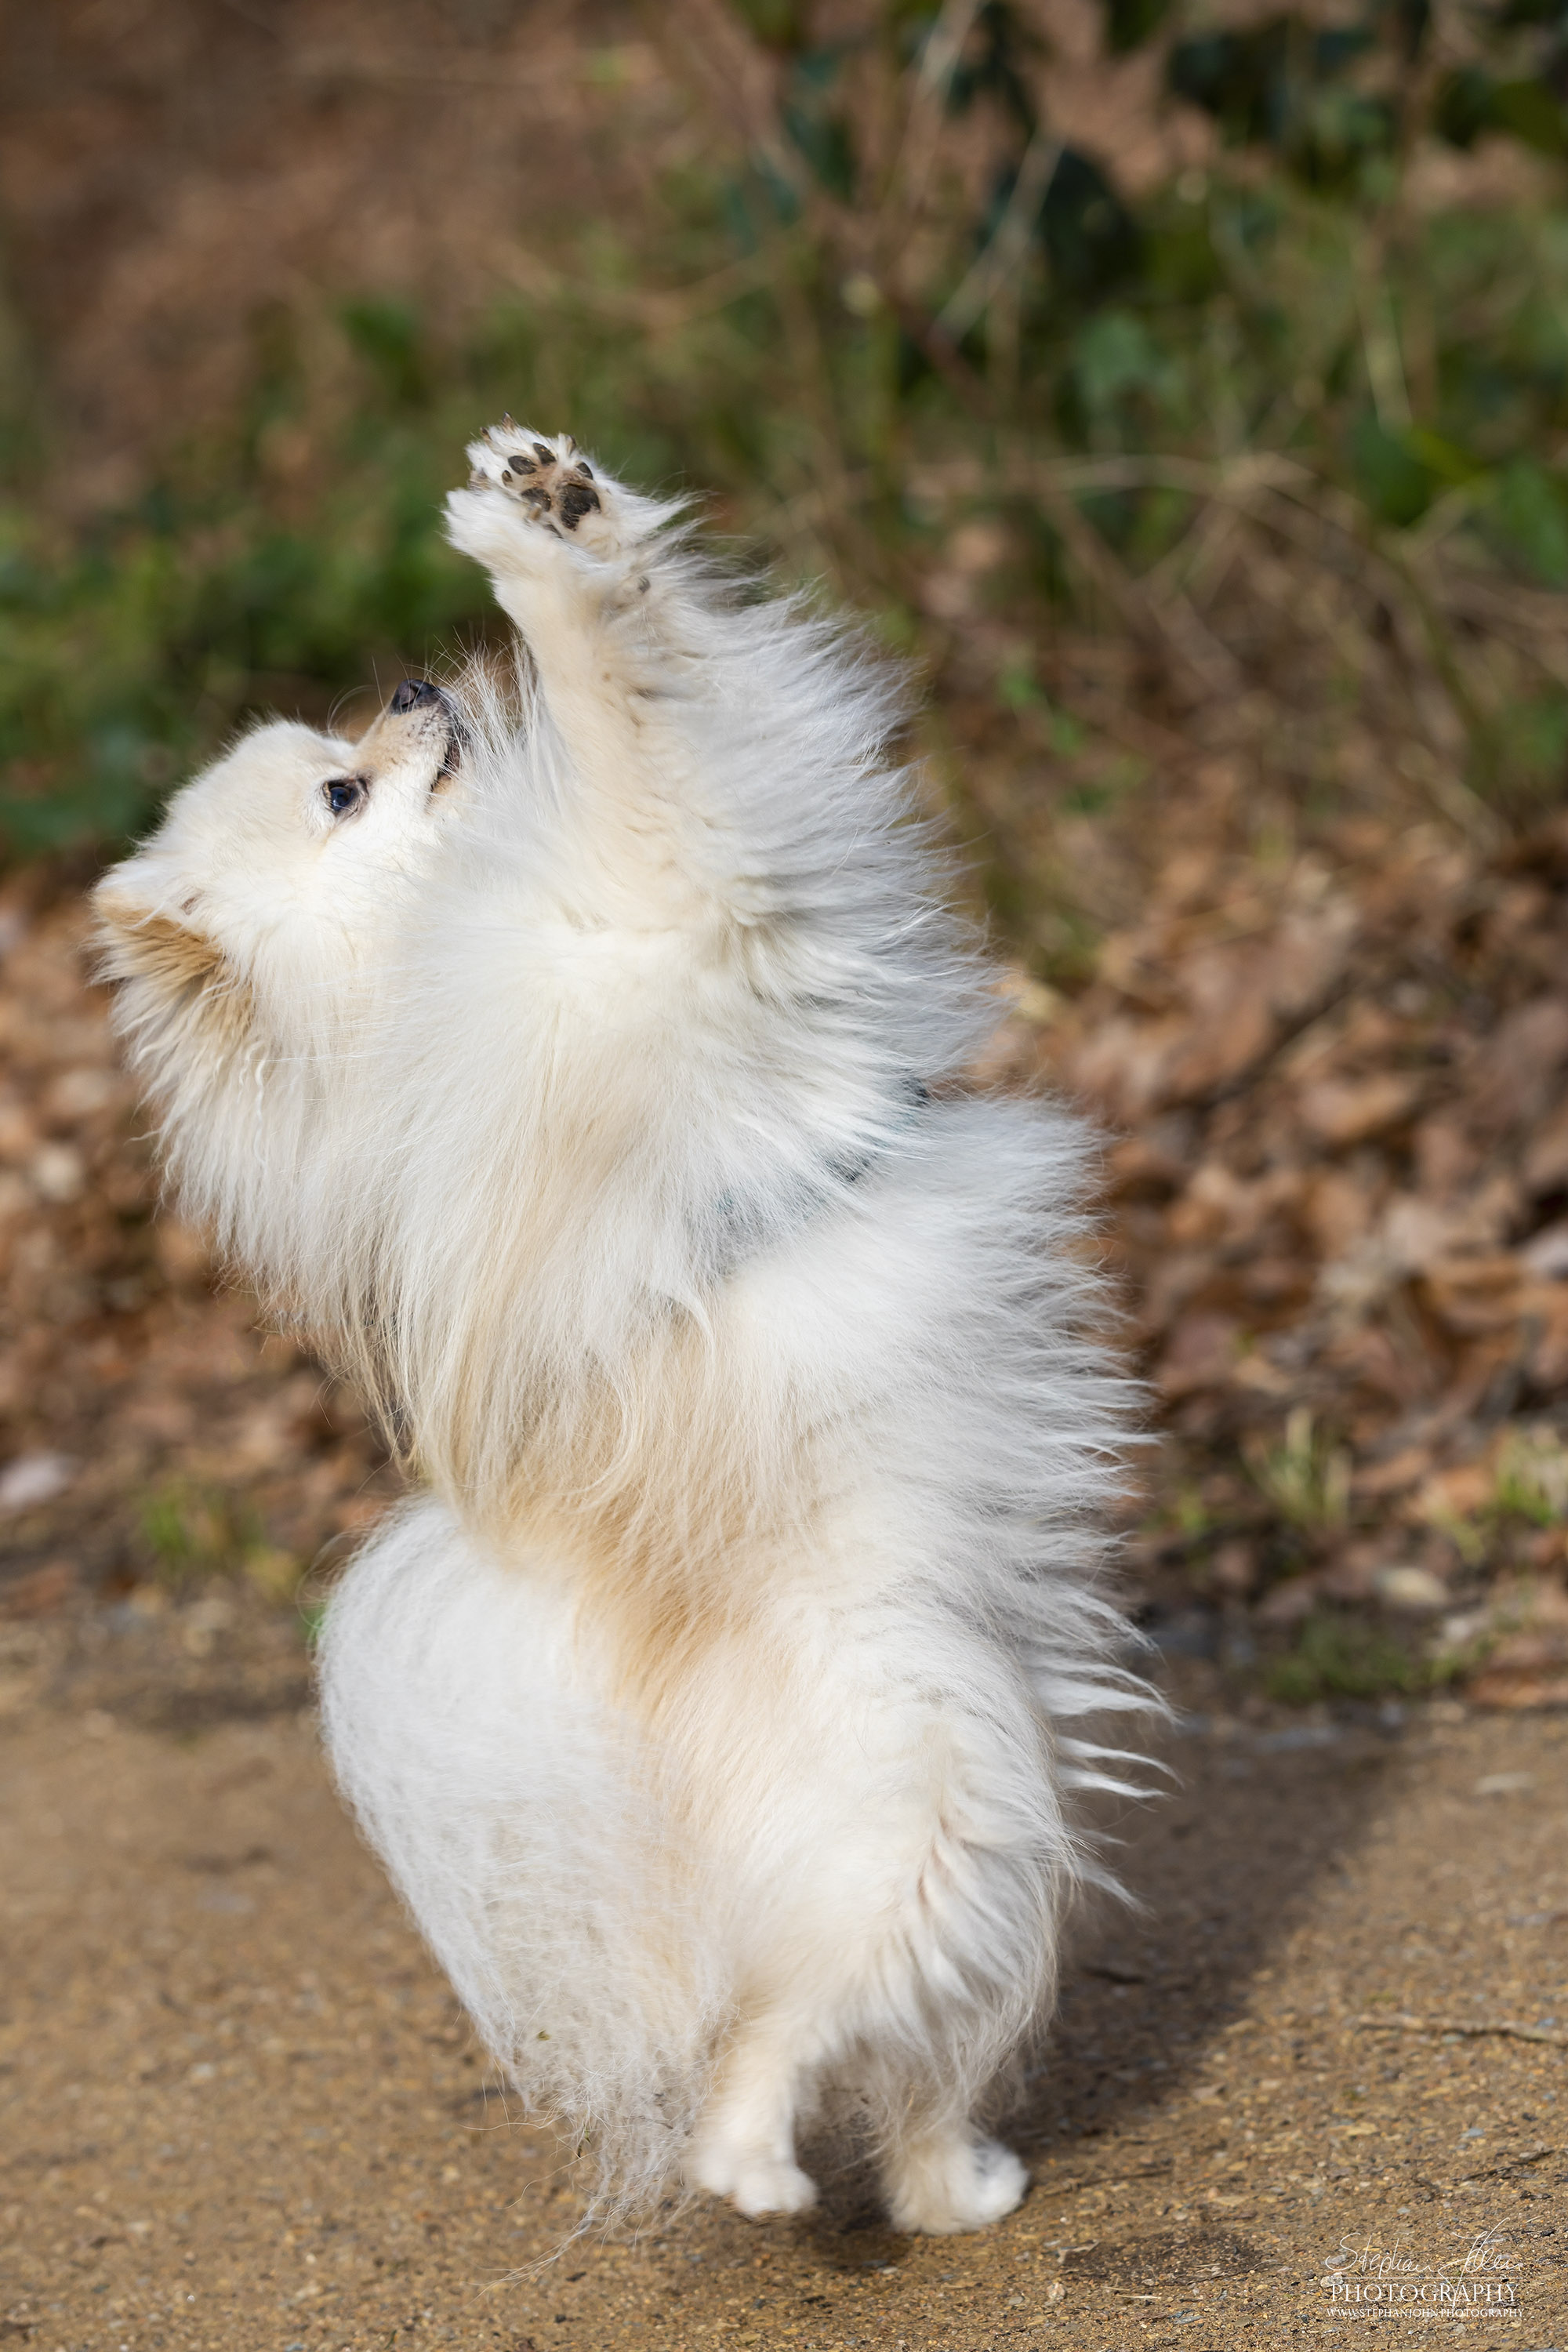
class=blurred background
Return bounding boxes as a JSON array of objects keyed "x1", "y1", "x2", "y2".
[{"x1": 3, "y1": 0, "x2": 1568, "y2": 1720}]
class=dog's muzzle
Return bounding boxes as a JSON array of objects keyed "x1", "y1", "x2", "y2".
[
  {"x1": 390, "y1": 677, "x2": 447, "y2": 715},
  {"x1": 389, "y1": 678, "x2": 465, "y2": 782}
]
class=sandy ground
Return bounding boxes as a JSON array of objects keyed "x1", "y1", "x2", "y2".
[{"x1": 3, "y1": 1610, "x2": 1566, "y2": 2352}]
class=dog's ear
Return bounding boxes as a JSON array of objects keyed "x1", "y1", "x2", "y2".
[
  {"x1": 96, "y1": 891, "x2": 224, "y2": 990},
  {"x1": 94, "y1": 883, "x2": 256, "y2": 1054}
]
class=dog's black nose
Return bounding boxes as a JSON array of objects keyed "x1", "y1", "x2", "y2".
[{"x1": 390, "y1": 677, "x2": 443, "y2": 713}]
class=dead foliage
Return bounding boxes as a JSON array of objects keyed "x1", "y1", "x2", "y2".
[{"x1": 958, "y1": 723, "x2": 1568, "y2": 1702}]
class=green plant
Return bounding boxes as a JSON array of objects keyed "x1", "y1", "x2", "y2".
[
  {"x1": 1246, "y1": 1406, "x2": 1352, "y2": 1532},
  {"x1": 136, "y1": 1477, "x2": 306, "y2": 1597},
  {"x1": 1266, "y1": 1607, "x2": 1428, "y2": 1703},
  {"x1": 4, "y1": 1, "x2": 1568, "y2": 860},
  {"x1": 296, "y1": 1595, "x2": 331, "y2": 1651},
  {"x1": 1490, "y1": 1428, "x2": 1568, "y2": 1526},
  {"x1": 137, "y1": 1479, "x2": 258, "y2": 1584}
]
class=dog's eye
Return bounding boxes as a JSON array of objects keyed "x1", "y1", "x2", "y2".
[{"x1": 323, "y1": 776, "x2": 366, "y2": 818}]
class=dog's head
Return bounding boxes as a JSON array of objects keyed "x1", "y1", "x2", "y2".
[{"x1": 95, "y1": 678, "x2": 463, "y2": 1049}]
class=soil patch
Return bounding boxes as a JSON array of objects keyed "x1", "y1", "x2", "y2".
[{"x1": 2, "y1": 1639, "x2": 1566, "y2": 2350}]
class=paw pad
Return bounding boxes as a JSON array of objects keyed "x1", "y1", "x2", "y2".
[{"x1": 484, "y1": 430, "x2": 602, "y2": 534}]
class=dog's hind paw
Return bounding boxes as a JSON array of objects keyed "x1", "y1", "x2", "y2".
[
  {"x1": 882, "y1": 2131, "x2": 1029, "y2": 2235},
  {"x1": 691, "y1": 2145, "x2": 820, "y2": 2220},
  {"x1": 465, "y1": 423, "x2": 612, "y2": 543},
  {"x1": 733, "y1": 2157, "x2": 820, "y2": 2220}
]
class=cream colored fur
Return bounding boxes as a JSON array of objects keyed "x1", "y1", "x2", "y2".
[{"x1": 95, "y1": 426, "x2": 1157, "y2": 2233}]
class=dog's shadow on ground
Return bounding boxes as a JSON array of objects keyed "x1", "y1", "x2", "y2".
[
  {"x1": 1018, "y1": 1706, "x2": 1400, "y2": 2150},
  {"x1": 797, "y1": 1697, "x2": 1403, "y2": 2267}
]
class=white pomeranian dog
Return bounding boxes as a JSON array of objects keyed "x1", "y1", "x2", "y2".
[{"x1": 96, "y1": 426, "x2": 1156, "y2": 2234}]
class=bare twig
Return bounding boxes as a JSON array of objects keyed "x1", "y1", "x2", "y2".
[
  {"x1": 889, "y1": 0, "x2": 985, "y2": 223},
  {"x1": 976, "y1": 450, "x2": 1510, "y2": 836},
  {"x1": 651, "y1": 0, "x2": 811, "y2": 213},
  {"x1": 1452, "y1": 2143, "x2": 1555, "y2": 2181},
  {"x1": 492, "y1": 248, "x2": 773, "y2": 336},
  {"x1": 1356, "y1": 249, "x2": 1413, "y2": 431},
  {"x1": 1033, "y1": 2158, "x2": 1176, "y2": 2197},
  {"x1": 1025, "y1": 460, "x2": 1244, "y2": 697},
  {"x1": 1350, "y1": 2013, "x2": 1568, "y2": 2048},
  {"x1": 935, "y1": 123, "x2": 1061, "y2": 344}
]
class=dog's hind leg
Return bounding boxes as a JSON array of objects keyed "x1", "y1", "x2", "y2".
[
  {"x1": 681, "y1": 1612, "x2": 1060, "y2": 2235},
  {"x1": 687, "y1": 2008, "x2": 821, "y2": 2218},
  {"x1": 880, "y1": 2123, "x2": 1030, "y2": 2234},
  {"x1": 686, "y1": 1995, "x2": 1029, "y2": 2229},
  {"x1": 686, "y1": 1874, "x2": 1036, "y2": 2233}
]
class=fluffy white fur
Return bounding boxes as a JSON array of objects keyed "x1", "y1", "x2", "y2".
[{"x1": 95, "y1": 427, "x2": 1156, "y2": 2232}]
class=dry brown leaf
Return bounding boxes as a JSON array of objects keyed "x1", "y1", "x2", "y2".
[{"x1": 1298, "y1": 1073, "x2": 1424, "y2": 1148}]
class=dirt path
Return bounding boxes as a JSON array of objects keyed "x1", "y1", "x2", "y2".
[{"x1": 2, "y1": 1607, "x2": 1566, "y2": 2352}]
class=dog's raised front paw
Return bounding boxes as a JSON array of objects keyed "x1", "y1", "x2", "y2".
[
  {"x1": 883, "y1": 2131, "x2": 1029, "y2": 2234},
  {"x1": 466, "y1": 423, "x2": 607, "y2": 537}
]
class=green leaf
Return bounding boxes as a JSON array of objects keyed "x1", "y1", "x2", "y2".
[
  {"x1": 1073, "y1": 309, "x2": 1165, "y2": 414},
  {"x1": 729, "y1": 0, "x2": 804, "y2": 46},
  {"x1": 1496, "y1": 458, "x2": 1568, "y2": 585},
  {"x1": 1403, "y1": 426, "x2": 1483, "y2": 486},
  {"x1": 1349, "y1": 415, "x2": 1434, "y2": 528},
  {"x1": 1488, "y1": 77, "x2": 1568, "y2": 158},
  {"x1": 1102, "y1": 0, "x2": 1174, "y2": 54},
  {"x1": 339, "y1": 298, "x2": 428, "y2": 406}
]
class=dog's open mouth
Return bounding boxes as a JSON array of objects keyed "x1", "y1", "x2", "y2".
[
  {"x1": 430, "y1": 691, "x2": 469, "y2": 789},
  {"x1": 435, "y1": 722, "x2": 465, "y2": 787}
]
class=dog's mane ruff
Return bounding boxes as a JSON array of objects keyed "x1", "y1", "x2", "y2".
[{"x1": 289, "y1": 581, "x2": 1003, "y2": 1466}]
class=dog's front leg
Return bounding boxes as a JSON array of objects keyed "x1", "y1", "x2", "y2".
[
  {"x1": 446, "y1": 426, "x2": 690, "y2": 754},
  {"x1": 445, "y1": 427, "x2": 718, "y2": 913}
]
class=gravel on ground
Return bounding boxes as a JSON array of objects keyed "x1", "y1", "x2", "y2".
[{"x1": 3, "y1": 1608, "x2": 1564, "y2": 2352}]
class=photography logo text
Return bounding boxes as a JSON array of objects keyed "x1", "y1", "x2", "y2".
[{"x1": 1320, "y1": 2227, "x2": 1524, "y2": 2325}]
